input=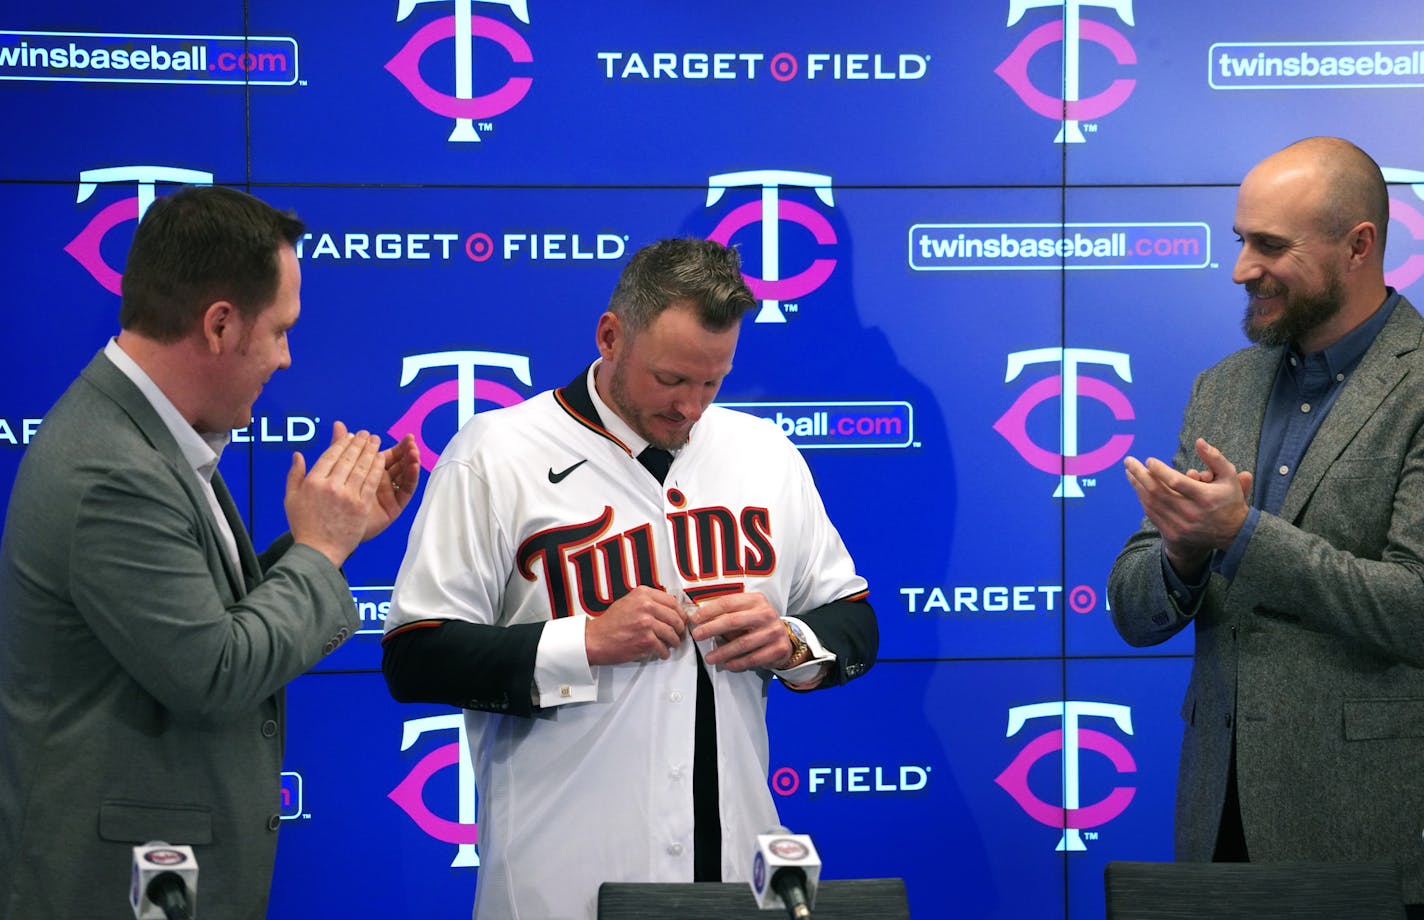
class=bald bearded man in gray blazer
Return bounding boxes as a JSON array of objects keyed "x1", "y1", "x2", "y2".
[
  {"x1": 0, "y1": 187, "x2": 420, "y2": 919},
  {"x1": 1109, "y1": 137, "x2": 1424, "y2": 910}
]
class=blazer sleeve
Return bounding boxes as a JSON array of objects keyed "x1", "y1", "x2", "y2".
[
  {"x1": 67, "y1": 457, "x2": 357, "y2": 718},
  {"x1": 382, "y1": 620, "x2": 544, "y2": 716},
  {"x1": 1108, "y1": 370, "x2": 1209, "y2": 648},
  {"x1": 795, "y1": 597, "x2": 878, "y2": 689}
]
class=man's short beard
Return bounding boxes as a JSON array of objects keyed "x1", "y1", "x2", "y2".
[
  {"x1": 606, "y1": 358, "x2": 689, "y2": 450},
  {"x1": 1242, "y1": 274, "x2": 1344, "y2": 348}
]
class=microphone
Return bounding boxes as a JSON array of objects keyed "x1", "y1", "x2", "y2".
[
  {"x1": 749, "y1": 827, "x2": 821, "y2": 920},
  {"x1": 130, "y1": 842, "x2": 198, "y2": 920}
]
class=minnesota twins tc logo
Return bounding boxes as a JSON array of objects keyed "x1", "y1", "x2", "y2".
[
  {"x1": 386, "y1": 0, "x2": 534, "y2": 143},
  {"x1": 995, "y1": 0, "x2": 1137, "y2": 144},
  {"x1": 995, "y1": 701, "x2": 1136, "y2": 851},
  {"x1": 706, "y1": 169, "x2": 838, "y2": 324},
  {"x1": 389, "y1": 350, "x2": 532, "y2": 470},
  {"x1": 993, "y1": 347, "x2": 1134, "y2": 498},
  {"x1": 388, "y1": 714, "x2": 480, "y2": 867},
  {"x1": 64, "y1": 165, "x2": 213, "y2": 294},
  {"x1": 1383, "y1": 167, "x2": 1424, "y2": 292}
]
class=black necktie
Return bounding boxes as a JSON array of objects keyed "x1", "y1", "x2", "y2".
[
  {"x1": 635, "y1": 445, "x2": 721, "y2": 880},
  {"x1": 636, "y1": 445, "x2": 673, "y2": 484}
]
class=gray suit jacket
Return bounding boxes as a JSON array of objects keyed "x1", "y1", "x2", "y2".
[
  {"x1": 0, "y1": 352, "x2": 358, "y2": 919},
  {"x1": 1109, "y1": 296, "x2": 1424, "y2": 901}
]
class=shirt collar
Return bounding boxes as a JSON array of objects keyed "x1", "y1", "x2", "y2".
[
  {"x1": 1292, "y1": 287, "x2": 1400, "y2": 378},
  {"x1": 104, "y1": 338, "x2": 229, "y2": 479}
]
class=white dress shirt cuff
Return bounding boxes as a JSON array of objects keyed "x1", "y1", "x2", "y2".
[
  {"x1": 772, "y1": 616, "x2": 836, "y2": 686},
  {"x1": 533, "y1": 613, "x2": 598, "y2": 707}
]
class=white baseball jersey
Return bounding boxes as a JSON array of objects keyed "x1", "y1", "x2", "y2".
[{"x1": 386, "y1": 363, "x2": 868, "y2": 920}]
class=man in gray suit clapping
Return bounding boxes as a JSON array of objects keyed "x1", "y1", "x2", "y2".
[
  {"x1": 1110, "y1": 136, "x2": 1424, "y2": 912},
  {"x1": 0, "y1": 186, "x2": 420, "y2": 919}
]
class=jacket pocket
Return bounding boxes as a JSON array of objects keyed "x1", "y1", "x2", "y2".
[
  {"x1": 1326, "y1": 457, "x2": 1397, "y2": 481},
  {"x1": 98, "y1": 800, "x2": 213, "y2": 845},
  {"x1": 1343, "y1": 698, "x2": 1424, "y2": 741}
]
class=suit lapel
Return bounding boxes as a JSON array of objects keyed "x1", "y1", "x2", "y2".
[
  {"x1": 83, "y1": 352, "x2": 253, "y2": 597},
  {"x1": 211, "y1": 471, "x2": 261, "y2": 593},
  {"x1": 1280, "y1": 298, "x2": 1424, "y2": 522},
  {"x1": 1217, "y1": 346, "x2": 1279, "y2": 481}
]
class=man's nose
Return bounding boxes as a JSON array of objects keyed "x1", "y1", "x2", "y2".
[{"x1": 1232, "y1": 246, "x2": 1261, "y2": 286}]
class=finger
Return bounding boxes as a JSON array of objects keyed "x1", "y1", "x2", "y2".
[
  {"x1": 706, "y1": 626, "x2": 781, "y2": 669},
  {"x1": 310, "y1": 427, "x2": 358, "y2": 478},
  {"x1": 1140, "y1": 457, "x2": 1188, "y2": 496},
  {"x1": 330, "y1": 419, "x2": 349, "y2": 444},
  {"x1": 653, "y1": 603, "x2": 689, "y2": 641},
  {"x1": 638, "y1": 587, "x2": 684, "y2": 617},
  {"x1": 336, "y1": 429, "x2": 378, "y2": 475},
  {"x1": 1237, "y1": 470, "x2": 1254, "y2": 501},
  {"x1": 1123, "y1": 458, "x2": 1150, "y2": 489},
  {"x1": 621, "y1": 611, "x2": 684, "y2": 661},
  {"x1": 398, "y1": 436, "x2": 422, "y2": 483},
  {"x1": 688, "y1": 598, "x2": 739, "y2": 636},
  {"x1": 692, "y1": 606, "x2": 765, "y2": 642},
  {"x1": 1196, "y1": 438, "x2": 1238, "y2": 480},
  {"x1": 1142, "y1": 455, "x2": 1180, "y2": 481},
  {"x1": 286, "y1": 451, "x2": 306, "y2": 493},
  {"x1": 685, "y1": 595, "x2": 721, "y2": 627},
  {"x1": 381, "y1": 439, "x2": 413, "y2": 486},
  {"x1": 353, "y1": 435, "x2": 385, "y2": 498},
  {"x1": 696, "y1": 603, "x2": 779, "y2": 644},
  {"x1": 688, "y1": 590, "x2": 764, "y2": 624},
  {"x1": 651, "y1": 617, "x2": 685, "y2": 655},
  {"x1": 692, "y1": 614, "x2": 740, "y2": 642},
  {"x1": 396, "y1": 445, "x2": 423, "y2": 499},
  {"x1": 1124, "y1": 461, "x2": 1160, "y2": 498},
  {"x1": 386, "y1": 434, "x2": 417, "y2": 467}
]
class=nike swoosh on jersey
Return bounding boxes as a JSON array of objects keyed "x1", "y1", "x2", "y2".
[{"x1": 547, "y1": 459, "x2": 589, "y2": 483}]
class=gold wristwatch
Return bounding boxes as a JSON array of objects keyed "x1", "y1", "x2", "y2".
[{"x1": 781, "y1": 619, "x2": 811, "y2": 669}]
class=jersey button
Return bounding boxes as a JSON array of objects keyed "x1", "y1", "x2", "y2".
[
  {"x1": 667, "y1": 843, "x2": 684, "y2": 856},
  {"x1": 669, "y1": 690, "x2": 684, "y2": 703}
]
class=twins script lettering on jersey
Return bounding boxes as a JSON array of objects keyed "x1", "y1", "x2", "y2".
[{"x1": 516, "y1": 504, "x2": 776, "y2": 617}]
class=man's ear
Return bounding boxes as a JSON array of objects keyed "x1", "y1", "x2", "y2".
[
  {"x1": 201, "y1": 301, "x2": 237, "y2": 354},
  {"x1": 595, "y1": 311, "x2": 622, "y2": 361},
  {"x1": 1345, "y1": 220, "x2": 1378, "y2": 270}
]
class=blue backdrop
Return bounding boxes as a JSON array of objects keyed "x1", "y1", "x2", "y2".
[{"x1": 5, "y1": 2, "x2": 1424, "y2": 917}]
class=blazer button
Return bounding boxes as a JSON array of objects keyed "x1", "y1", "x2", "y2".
[
  {"x1": 261, "y1": 719, "x2": 279, "y2": 738},
  {"x1": 267, "y1": 814, "x2": 282, "y2": 831}
]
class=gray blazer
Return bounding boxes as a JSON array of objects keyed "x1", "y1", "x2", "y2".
[
  {"x1": 1109, "y1": 296, "x2": 1424, "y2": 901},
  {"x1": 0, "y1": 352, "x2": 358, "y2": 919}
]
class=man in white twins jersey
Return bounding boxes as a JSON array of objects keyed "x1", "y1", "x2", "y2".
[{"x1": 383, "y1": 238, "x2": 878, "y2": 920}]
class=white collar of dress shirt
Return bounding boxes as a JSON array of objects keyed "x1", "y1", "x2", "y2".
[{"x1": 104, "y1": 338, "x2": 230, "y2": 480}]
